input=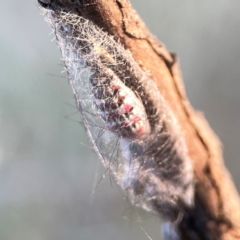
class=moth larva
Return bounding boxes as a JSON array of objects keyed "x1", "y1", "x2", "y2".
[{"x1": 39, "y1": 2, "x2": 194, "y2": 222}]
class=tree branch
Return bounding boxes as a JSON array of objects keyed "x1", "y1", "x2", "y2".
[{"x1": 38, "y1": 1, "x2": 240, "y2": 239}]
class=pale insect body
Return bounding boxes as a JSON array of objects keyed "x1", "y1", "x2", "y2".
[
  {"x1": 40, "y1": 6, "x2": 194, "y2": 222},
  {"x1": 89, "y1": 65, "x2": 150, "y2": 138}
]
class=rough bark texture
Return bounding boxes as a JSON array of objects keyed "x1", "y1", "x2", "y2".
[{"x1": 39, "y1": 0, "x2": 240, "y2": 239}]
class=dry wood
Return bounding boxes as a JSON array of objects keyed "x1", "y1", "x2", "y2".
[{"x1": 39, "y1": 1, "x2": 240, "y2": 239}]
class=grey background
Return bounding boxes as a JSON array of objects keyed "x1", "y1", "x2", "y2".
[{"x1": 0, "y1": 0, "x2": 240, "y2": 239}]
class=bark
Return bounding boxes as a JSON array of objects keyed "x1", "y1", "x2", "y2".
[{"x1": 39, "y1": 0, "x2": 240, "y2": 239}]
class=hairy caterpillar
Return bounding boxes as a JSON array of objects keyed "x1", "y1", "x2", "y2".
[{"x1": 38, "y1": 1, "x2": 194, "y2": 222}]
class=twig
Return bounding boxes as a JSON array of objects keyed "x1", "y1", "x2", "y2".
[{"x1": 37, "y1": 1, "x2": 240, "y2": 239}]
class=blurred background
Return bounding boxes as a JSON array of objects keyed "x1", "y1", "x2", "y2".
[{"x1": 0, "y1": 0, "x2": 240, "y2": 239}]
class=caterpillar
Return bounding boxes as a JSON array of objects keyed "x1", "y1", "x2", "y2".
[{"x1": 38, "y1": 1, "x2": 194, "y2": 222}]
